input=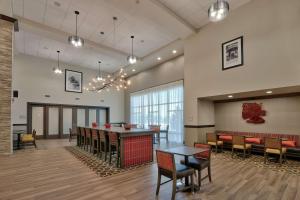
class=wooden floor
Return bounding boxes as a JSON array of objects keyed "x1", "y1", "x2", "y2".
[{"x1": 0, "y1": 140, "x2": 299, "y2": 200}]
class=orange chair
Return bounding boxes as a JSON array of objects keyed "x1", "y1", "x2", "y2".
[{"x1": 156, "y1": 150, "x2": 194, "y2": 200}]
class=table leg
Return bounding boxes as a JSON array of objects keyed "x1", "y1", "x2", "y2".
[{"x1": 184, "y1": 155, "x2": 189, "y2": 186}]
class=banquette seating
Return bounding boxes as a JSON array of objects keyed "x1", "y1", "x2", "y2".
[{"x1": 210, "y1": 131, "x2": 300, "y2": 159}]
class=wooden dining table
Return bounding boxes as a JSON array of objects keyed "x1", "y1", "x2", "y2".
[
  {"x1": 88, "y1": 126, "x2": 156, "y2": 168},
  {"x1": 161, "y1": 146, "x2": 208, "y2": 188}
]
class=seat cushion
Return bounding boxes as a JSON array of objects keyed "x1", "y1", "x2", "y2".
[
  {"x1": 208, "y1": 141, "x2": 223, "y2": 146},
  {"x1": 282, "y1": 140, "x2": 296, "y2": 147},
  {"x1": 180, "y1": 157, "x2": 210, "y2": 170},
  {"x1": 219, "y1": 135, "x2": 233, "y2": 141},
  {"x1": 266, "y1": 147, "x2": 287, "y2": 154},
  {"x1": 245, "y1": 137, "x2": 261, "y2": 144},
  {"x1": 175, "y1": 163, "x2": 194, "y2": 178},
  {"x1": 233, "y1": 144, "x2": 251, "y2": 149},
  {"x1": 21, "y1": 134, "x2": 34, "y2": 142}
]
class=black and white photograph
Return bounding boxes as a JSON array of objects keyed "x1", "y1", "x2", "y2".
[
  {"x1": 222, "y1": 36, "x2": 244, "y2": 70},
  {"x1": 65, "y1": 69, "x2": 82, "y2": 93}
]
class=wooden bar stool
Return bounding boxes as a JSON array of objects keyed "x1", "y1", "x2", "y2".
[
  {"x1": 76, "y1": 127, "x2": 81, "y2": 146},
  {"x1": 84, "y1": 128, "x2": 92, "y2": 153},
  {"x1": 98, "y1": 130, "x2": 108, "y2": 161},
  {"x1": 108, "y1": 132, "x2": 120, "y2": 167},
  {"x1": 91, "y1": 129, "x2": 99, "y2": 155},
  {"x1": 80, "y1": 127, "x2": 86, "y2": 149}
]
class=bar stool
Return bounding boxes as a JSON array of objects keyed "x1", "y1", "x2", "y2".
[
  {"x1": 80, "y1": 127, "x2": 86, "y2": 149},
  {"x1": 76, "y1": 127, "x2": 81, "y2": 146},
  {"x1": 108, "y1": 132, "x2": 120, "y2": 167},
  {"x1": 84, "y1": 128, "x2": 92, "y2": 153},
  {"x1": 98, "y1": 130, "x2": 108, "y2": 161},
  {"x1": 91, "y1": 129, "x2": 99, "y2": 155}
]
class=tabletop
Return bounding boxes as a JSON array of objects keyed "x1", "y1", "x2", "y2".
[{"x1": 161, "y1": 146, "x2": 207, "y2": 156}]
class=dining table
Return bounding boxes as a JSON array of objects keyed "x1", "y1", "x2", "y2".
[{"x1": 160, "y1": 146, "x2": 208, "y2": 189}]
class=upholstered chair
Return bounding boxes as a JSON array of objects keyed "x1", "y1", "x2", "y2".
[
  {"x1": 232, "y1": 135, "x2": 251, "y2": 158},
  {"x1": 264, "y1": 137, "x2": 287, "y2": 164},
  {"x1": 21, "y1": 129, "x2": 37, "y2": 148},
  {"x1": 206, "y1": 132, "x2": 223, "y2": 152}
]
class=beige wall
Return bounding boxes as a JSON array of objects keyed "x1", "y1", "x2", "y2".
[
  {"x1": 12, "y1": 54, "x2": 125, "y2": 125},
  {"x1": 215, "y1": 97, "x2": 300, "y2": 135},
  {"x1": 184, "y1": 0, "x2": 300, "y2": 127},
  {"x1": 124, "y1": 55, "x2": 184, "y2": 122}
]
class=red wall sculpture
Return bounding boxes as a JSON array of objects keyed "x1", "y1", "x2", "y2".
[{"x1": 242, "y1": 103, "x2": 266, "y2": 124}]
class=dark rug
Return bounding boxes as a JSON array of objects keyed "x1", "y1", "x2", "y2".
[
  {"x1": 65, "y1": 146, "x2": 153, "y2": 177},
  {"x1": 214, "y1": 151, "x2": 300, "y2": 175}
]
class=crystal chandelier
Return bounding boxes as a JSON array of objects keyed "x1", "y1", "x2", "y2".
[
  {"x1": 53, "y1": 50, "x2": 63, "y2": 74},
  {"x1": 208, "y1": 0, "x2": 229, "y2": 22},
  {"x1": 84, "y1": 67, "x2": 131, "y2": 92},
  {"x1": 68, "y1": 11, "x2": 84, "y2": 47}
]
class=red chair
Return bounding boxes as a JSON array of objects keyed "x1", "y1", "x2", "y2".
[
  {"x1": 156, "y1": 150, "x2": 194, "y2": 200},
  {"x1": 181, "y1": 143, "x2": 212, "y2": 188},
  {"x1": 108, "y1": 132, "x2": 120, "y2": 167}
]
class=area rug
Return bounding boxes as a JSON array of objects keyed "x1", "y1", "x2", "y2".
[
  {"x1": 65, "y1": 146, "x2": 153, "y2": 177},
  {"x1": 213, "y1": 151, "x2": 300, "y2": 175}
]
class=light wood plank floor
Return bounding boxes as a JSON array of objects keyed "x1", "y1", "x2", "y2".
[{"x1": 0, "y1": 139, "x2": 299, "y2": 200}]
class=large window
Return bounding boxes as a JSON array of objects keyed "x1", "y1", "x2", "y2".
[{"x1": 130, "y1": 80, "x2": 183, "y2": 143}]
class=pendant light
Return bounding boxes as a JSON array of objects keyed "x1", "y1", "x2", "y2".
[
  {"x1": 68, "y1": 11, "x2": 84, "y2": 47},
  {"x1": 96, "y1": 61, "x2": 103, "y2": 81},
  {"x1": 208, "y1": 0, "x2": 229, "y2": 22},
  {"x1": 53, "y1": 50, "x2": 62, "y2": 74},
  {"x1": 127, "y1": 36, "x2": 137, "y2": 64}
]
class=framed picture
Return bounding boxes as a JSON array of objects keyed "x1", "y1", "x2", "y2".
[
  {"x1": 222, "y1": 36, "x2": 244, "y2": 70},
  {"x1": 65, "y1": 69, "x2": 82, "y2": 93}
]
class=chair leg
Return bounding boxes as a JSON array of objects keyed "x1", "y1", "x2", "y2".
[
  {"x1": 116, "y1": 147, "x2": 119, "y2": 168},
  {"x1": 191, "y1": 174, "x2": 194, "y2": 194},
  {"x1": 109, "y1": 145, "x2": 112, "y2": 164},
  {"x1": 231, "y1": 147, "x2": 234, "y2": 158},
  {"x1": 198, "y1": 169, "x2": 201, "y2": 187},
  {"x1": 216, "y1": 145, "x2": 218, "y2": 153},
  {"x1": 279, "y1": 153, "x2": 282, "y2": 165},
  {"x1": 264, "y1": 152, "x2": 267, "y2": 164},
  {"x1": 243, "y1": 149, "x2": 246, "y2": 159},
  {"x1": 208, "y1": 165, "x2": 212, "y2": 182},
  {"x1": 156, "y1": 171, "x2": 161, "y2": 195},
  {"x1": 104, "y1": 142, "x2": 107, "y2": 161},
  {"x1": 171, "y1": 177, "x2": 177, "y2": 200}
]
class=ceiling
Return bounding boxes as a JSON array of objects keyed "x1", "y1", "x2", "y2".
[{"x1": 11, "y1": 0, "x2": 251, "y2": 74}]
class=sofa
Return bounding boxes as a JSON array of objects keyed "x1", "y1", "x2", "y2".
[{"x1": 213, "y1": 131, "x2": 300, "y2": 159}]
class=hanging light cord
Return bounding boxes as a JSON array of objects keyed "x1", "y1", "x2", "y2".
[
  {"x1": 98, "y1": 61, "x2": 101, "y2": 77},
  {"x1": 57, "y1": 51, "x2": 60, "y2": 68},
  {"x1": 131, "y1": 36, "x2": 134, "y2": 56}
]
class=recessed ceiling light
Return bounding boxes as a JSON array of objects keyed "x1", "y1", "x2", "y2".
[
  {"x1": 228, "y1": 95, "x2": 233, "y2": 98},
  {"x1": 132, "y1": 69, "x2": 136, "y2": 72},
  {"x1": 172, "y1": 50, "x2": 177, "y2": 54},
  {"x1": 54, "y1": 1, "x2": 61, "y2": 7},
  {"x1": 266, "y1": 90, "x2": 272, "y2": 94},
  {"x1": 100, "y1": 31, "x2": 104, "y2": 35},
  {"x1": 140, "y1": 40, "x2": 144, "y2": 43},
  {"x1": 157, "y1": 57, "x2": 161, "y2": 61}
]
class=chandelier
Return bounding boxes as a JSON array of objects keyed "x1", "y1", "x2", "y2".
[
  {"x1": 68, "y1": 11, "x2": 84, "y2": 47},
  {"x1": 84, "y1": 67, "x2": 131, "y2": 92},
  {"x1": 208, "y1": 0, "x2": 229, "y2": 22}
]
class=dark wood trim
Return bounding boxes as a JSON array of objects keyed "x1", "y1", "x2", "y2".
[
  {"x1": 0, "y1": 14, "x2": 18, "y2": 31},
  {"x1": 222, "y1": 36, "x2": 244, "y2": 71},
  {"x1": 184, "y1": 125, "x2": 215, "y2": 128},
  {"x1": 27, "y1": 102, "x2": 109, "y2": 110},
  {"x1": 214, "y1": 92, "x2": 300, "y2": 103},
  {"x1": 13, "y1": 124, "x2": 27, "y2": 126}
]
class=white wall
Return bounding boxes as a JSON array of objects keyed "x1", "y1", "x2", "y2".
[
  {"x1": 215, "y1": 97, "x2": 300, "y2": 135},
  {"x1": 184, "y1": 0, "x2": 300, "y2": 126},
  {"x1": 125, "y1": 55, "x2": 184, "y2": 121},
  {"x1": 12, "y1": 54, "x2": 124, "y2": 124}
]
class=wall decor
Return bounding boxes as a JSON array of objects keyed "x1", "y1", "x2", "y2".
[
  {"x1": 242, "y1": 103, "x2": 266, "y2": 124},
  {"x1": 65, "y1": 69, "x2": 82, "y2": 93},
  {"x1": 222, "y1": 36, "x2": 244, "y2": 70}
]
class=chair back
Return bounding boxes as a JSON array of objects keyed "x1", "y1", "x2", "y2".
[
  {"x1": 149, "y1": 125, "x2": 160, "y2": 132},
  {"x1": 207, "y1": 132, "x2": 217, "y2": 143},
  {"x1": 76, "y1": 127, "x2": 81, "y2": 136},
  {"x1": 85, "y1": 128, "x2": 91, "y2": 138},
  {"x1": 156, "y1": 150, "x2": 175, "y2": 172},
  {"x1": 232, "y1": 135, "x2": 245, "y2": 146},
  {"x1": 99, "y1": 130, "x2": 106, "y2": 141},
  {"x1": 109, "y1": 132, "x2": 118, "y2": 144},
  {"x1": 194, "y1": 143, "x2": 211, "y2": 160},
  {"x1": 91, "y1": 129, "x2": 98, "y2": 139},
  {"x1": 265, "y1": 137, "x2": 282, "y2": 149}
]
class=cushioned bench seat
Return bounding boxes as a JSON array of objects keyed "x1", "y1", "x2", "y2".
[{"x1": 214, "y1": 131, "x2": 300, "y2": 159}]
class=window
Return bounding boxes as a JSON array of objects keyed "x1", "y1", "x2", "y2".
[{"x1": 130, "y1": 80, "x2": 183, "y2": 143}]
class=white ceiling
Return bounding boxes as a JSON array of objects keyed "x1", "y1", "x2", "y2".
[{"x1": 11, "y1": 0, "x2": 251, "y2": 74}]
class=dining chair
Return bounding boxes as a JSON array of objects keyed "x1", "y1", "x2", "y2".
[
  {"x1": 21, "y1": 129, "x2": 37, "y2": 148},
  {"x1": 156, "y1": 150, "x2": 194, "y2": 200},
  {"x1": 264, "y1": 137, "x2": 286, "y2": 164},
  {"x1": 149, "y1": 125, "x2": 161, "y2": 144},
  {"x1": 181, "y1": 143, "x2": 212, "y2": 188},
  {"x1": 232, "y1": 135, "x2": 251, "y2": 158},
  {"x1": 91, "y1": 129, "x2": 99, "y2": 155},
  {"x1": 207, "y1": 133, "x2": 223, "y2": 152},
  {"x1": 69, "y1": 128, "x2": 77, "y2": 142},
  {"x1": 160, "y1": 125, "x2": 169, "y2": 143},
  {"x1": 108, "y1": 132, "x2": 120, "y2": 167}
]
